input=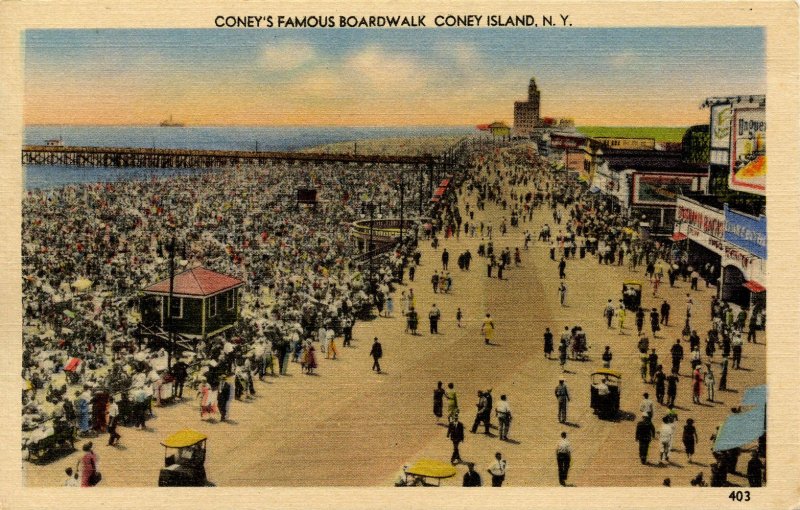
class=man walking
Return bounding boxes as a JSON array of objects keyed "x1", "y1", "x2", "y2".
[
  {"x1": 471, "y1": 391, "x2": 491, "y2": 434},
  {"x1": 719, "y1": 355, "x2": 729, "y2": 391},
  {"x1": 660, "y1": 300, "x2": 671, "y2": 327},
  {"x1": 650, "y1": 308, "x2": 660, "y2": 337},
  {"x1": 487, "y1": 452, "x2": 507, "y2": 487},
  {"x1": 670, "y1": 339, "x2": 684, "y2": 375},
  {"x1": 442, "y1": 248, "x2": 449, "y2": 271},
  {"x1": 640, "y1": 392, "x2": 654, "y2": 420},
  {"x1": 370, "y1": 337, "x2": 383, "y2": 373},
  {"x1": 429, "y1": 304, "x2": 441, "y2": 335},
  {"x1": 648, "y1": 349, "x2": 659, "y2": 383},
  {"x1": 447, "y1": 414, "x2": 465, "y2": 464},
  {"x1": 666, "y1": 373, "x2": 679, "y2": 407},
  {"x1": 558, "y1": 257, "x2": 566, "y2": 279},
  {"x1": 555, "y1": 380, "x2": 570, "y2": 424},
  {"x1": 635, "y1": 414, "x2": 656, "y2": 464},
  {"x1": 106, "y1": 396, "x2": 120, "y2": 446},
  {"x1": 556, "y1": 432, "x2": 572, "y2": 486},
  {"x1": 431, "y1": 271, "x2": 440, "y2": 294},
  {"x1": 544, "y1": 327, "x2": 554, "y2": 359},
  {"x1": 654, "y1": 365, "x2": 666, "y2": 405},
  {"x1": 558, "y1": 282, "x2": 567, "y2": 306},
  {"x1": 218, "y1": 376, "x2": 232, "y2": 421},
  {"x1": 604, "y1": 299, "x2": 615, "y2": 328},
  {"x1": 705, "y1": 363, "x2": 716, "y2": 402},
  {"x1": 495, "y1": 394, "x2": 512, "y2": 441}
]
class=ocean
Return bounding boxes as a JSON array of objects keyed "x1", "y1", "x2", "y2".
[{"x1": 23, "y1": 125, "x2": 472, "y2": 189}]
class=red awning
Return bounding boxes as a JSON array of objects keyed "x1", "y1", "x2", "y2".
[
  {"x1": 434, "y1": 187, "x2": 447, "y2": 197},
  {"x1": 670, "y1": 232, "x2": 688, "y2": 242},
  {"x1": 743, "y1": 280, "x2": 766, "y2": 293}
]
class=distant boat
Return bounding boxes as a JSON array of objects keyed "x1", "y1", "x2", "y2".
[
  {"x1": 44, "y1": 138, "x2": 64, "y2": 147},
  {"x1": 159, "y1": 115, "x2": 185, "y2": 127}
]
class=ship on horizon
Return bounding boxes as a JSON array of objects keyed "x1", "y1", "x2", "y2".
[{"x1": 159, "y1": 115, "x2": 185, "y2": 127}]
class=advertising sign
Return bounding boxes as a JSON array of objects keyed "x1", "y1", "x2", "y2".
[
  {"x1": 595, "y1": 137, "x2": 655, "y2": 150},
  {"x1": 550, "y1": 133, "x2": 584, "y2": 150},
  {"x1": 676, "y1": 197, "x2": 725, "y2": 254},
  {"x1": 724, "y1": 204, "x2": 767, "y2": 260},
  {"x1": 632, "y1": 173, "x2": 697, "y2": 206},
  {"x1": 729, "y1": 106, "x2": 766, "y2": 195},
  {"x1": 710, "y1": 103, "x2": 733, "y2": 150}
]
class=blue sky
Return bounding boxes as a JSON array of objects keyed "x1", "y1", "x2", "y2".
[{"x1": 24, "y1": 27, "x2": 765, "y2": 126}]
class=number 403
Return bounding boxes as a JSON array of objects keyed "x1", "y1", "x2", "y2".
[{"x1": 729, "y1": 490, "x2": 751, "y2": 502}]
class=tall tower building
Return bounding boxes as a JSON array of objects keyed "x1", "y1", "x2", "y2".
[{"x1": 514, "y1": 77, "x2": 541, "y2": 136}]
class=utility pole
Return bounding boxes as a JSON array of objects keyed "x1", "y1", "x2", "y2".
[
  {"x1": 368, "y1": 203, "x2": 375, "y2": 295},
  {"x1": 418, "y1": 164, "x2": 424, "y2": 216},
  {"x1": 399, "y1": 170, "x2": 404, "y2": 244}
]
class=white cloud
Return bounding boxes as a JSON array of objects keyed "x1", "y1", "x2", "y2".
[{"x1": 262, "y1": 41, "x2": 317, "y2": 72}]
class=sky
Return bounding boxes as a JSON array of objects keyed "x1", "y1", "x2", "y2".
[{"x1": 24, "y1": 27, "x2": 765, "y2": 127}]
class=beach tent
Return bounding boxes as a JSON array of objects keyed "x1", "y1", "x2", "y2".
[
  {"x1": 742, "y1": 385, "x2": 767, "y2": 407},
  {"x1": 713, "y1": 406, "x2": 765, "y2": 452},
  {"x1": 713, "y1": 386, "x2": 767, "y2": 453}
]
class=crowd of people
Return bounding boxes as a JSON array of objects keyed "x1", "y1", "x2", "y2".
[{"x1": 21, "y1": 159, "x2": 434, "y2": 468}]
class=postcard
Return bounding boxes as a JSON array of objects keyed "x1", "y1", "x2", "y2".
[{"x1": 1, "y1": 1, "x2": 797, "y2": 509}]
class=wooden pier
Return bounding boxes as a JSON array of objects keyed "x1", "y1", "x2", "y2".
[{"x1": 21, "y1": 145, "x2": 440, "y2": 169}]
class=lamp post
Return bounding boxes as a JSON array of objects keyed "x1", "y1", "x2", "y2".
[
  {"x1": 166, "y1": 235, "x2": 176, "y2": 371},
  {"x1": 399, "y1": 170, "x2": 404, "y2": 245},
  {"x1": 366, "y1": 201, "x2": 376, "y2": 295}
]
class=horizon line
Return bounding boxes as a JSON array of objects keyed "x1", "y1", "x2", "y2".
[{"x1": 24, "y1": 123, "x2": 694, "y2": 129}]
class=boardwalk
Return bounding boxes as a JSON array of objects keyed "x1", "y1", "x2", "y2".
[{"x1": 23, "y1": 155, "x2": 765, "y2": 488}]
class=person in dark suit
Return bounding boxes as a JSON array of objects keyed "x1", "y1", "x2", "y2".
[
  {"x1": 171, "y1": 361, "x2": 188, "y2": 399},
  {"x1": 462, "y1": 462, "x2": 482, "y2": 486},
  {"x1": 635, "y1": 415, "x2": 656, "y2": 464},
  {"x1": 217, "y1": 377, "x2": 232, "y2": 421},
  {"x1": 369, "y1": 337, "x2": 383, "y2": 373},
  {"x1": 447, "y1": 414, "x2": 465, "y2": 464},
  {"x1": 747, "y1": 450, "x2": 763, "y2": 487}
]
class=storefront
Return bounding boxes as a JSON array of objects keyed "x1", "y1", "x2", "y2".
[
  {"x1": 629, "y1": 171, "x2": 707, "y2": 235},
  {"x1": 720, "y1": 205, "x2": 767, "y2": 309},
  {"x1": 673, "y1": 196, "x2": 725, "y2": 286}
]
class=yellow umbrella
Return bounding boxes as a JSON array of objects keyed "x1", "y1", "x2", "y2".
[{"x1": 71, "y1": 278, "x2": 93, "y2": 291}]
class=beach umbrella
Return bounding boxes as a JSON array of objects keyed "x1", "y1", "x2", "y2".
[
  {"x1": 63, "y1": 310, "x2": 76, "y2": 319},
  {"x1": 72, "y1": 278, "x2": 93, "y2": 291},
  {"x1": 64, "y1": 357, "x2": 82, "y2": 372}
]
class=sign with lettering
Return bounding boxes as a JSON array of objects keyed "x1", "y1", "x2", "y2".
[
  {"x1": 729, "y1": 106, "x2": 766, "y2": 195},
  {"x1": 724, "y1": 204, "x2": 767, "y2": 260},
  {"x1": 632, "y1": 173, "x2": 697, "y2": 206},
  {"x1": 710, "y1": 103, "x2": 732, "y2": 151},
  {"x1": 550, "y1": 133, "x2": 585, "y2": 150},
  {"x1": 675, "y1": 197, "x2": 725, "y2": 254}
]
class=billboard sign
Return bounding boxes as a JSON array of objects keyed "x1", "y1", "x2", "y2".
[
  {"x1": 595, "y1": 137, "x2": 655, "y2": 150},
  {"x1": 550, "y1": 133, "x2": 585, "y2": 150},
  {"x1": 632, "y1": 173, "x2": 697, "y2": 206},
  {"x1": 710, "y1": 103, "x2": 733, "y2": 150},
  {"x1": 729, "y1": 106, "x2": 766, "y2": 195},
  {"x1": 724, "y1": 204, "x2": 767, "y2": 260},
  {"x1": 675, "y1": 197, "x2": 725, "y2": 254}
]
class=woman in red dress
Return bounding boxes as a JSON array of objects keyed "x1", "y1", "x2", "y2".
[{"x1": 78, "y1": 442, "x2": 99, "y2": 487}]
